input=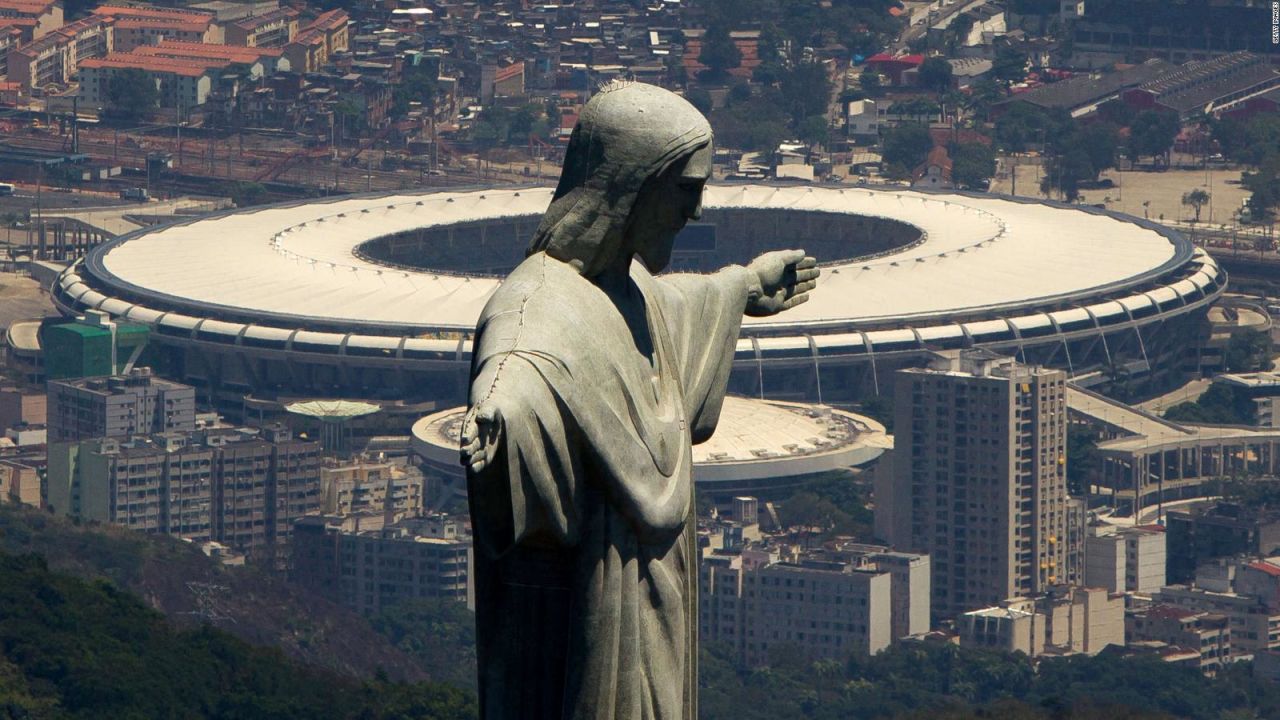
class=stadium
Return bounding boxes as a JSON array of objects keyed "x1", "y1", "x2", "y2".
[
  {"x1": 49, "y1": 183, "x2": 1225, "y2": 426},
  {"x1": 411, "y1": 396, "x2": 891, "y2": 499}
]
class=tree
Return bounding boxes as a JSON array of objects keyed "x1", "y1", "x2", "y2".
[
  {"x1": 105, "y1": 68, "x2": 158, "y2": 122},
  {"x1": 1041, "y1": 146, "x2": 1094, "y2": 201},
  {"x1": 391, "y1": 64, "x2": 437, "y2": 118},
  {"x1": 1243, "y1": 153, "x2": 1280, "y2": 222},
  {"x1": 1182, "y1": 188, "x2": 1210, "y2": 222},
  {"x1": 685, "y1": 87, "x2": 713, "y2": 116},
  {"x1": 1128, "y1": 110, "x2": 1179, "y2": 165},
  {"x1": 881, "y1": 125, "x2": 934, "y2": 173},
  {"x1": 991, "y1": 45, "x2": 1028, "y2": 84},
  {"x1": 779, "y1": 61, "x2": 831, "y2": 125},
  {"x1": 1076, "y1": 121, "x2": 1119, "y2": 178},
  {"x1": 798, "y1": 115, "x2": 829, "y2": 148},
  {"x1": 859, "y1": 66, "x2": 882, "y2": 97},
  {"x1": 918, "y1": 56, "x2": 953, "y2": 94},
  {"x1": 698, "y1": 24, "x2": 741, "y2": 80},
  {"x1": 950, "y1": 142, "x2": 996, "y2": 190}
]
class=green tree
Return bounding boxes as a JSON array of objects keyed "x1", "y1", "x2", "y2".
[
  {"x1": 780, "y1": 61, "x2": 832, "y2": 125},
  {"x1": 1182, "y1": 188, "x2": 1210, "y2": 222},
  {"x1": 105, "y1": 68, "x2": 158, "y2": 122},
  {"x1": 1041, "y1": 146, "x2": 1094, "y2": 201},
  {"x1": 1128, "y1": 110, "x2": 1180, "y2": 165},
  {"x1": 950, "y1": 142, "x2": 996, "y2": 190},
  {"x1": 391, "y1": 64, "x2": 437, "y2": 118},
  {"x1": 685, "y1": 87, "x2": 713, "y2": 116},
  {"x1": 698, "y1": 24, "x2": 742, "y2": 80},
  {"x1": 918, "y1": 56, "x2": 953, "y2": 94},
  {"x1": 881, "y1": 124, "x2": 934, "y2": 173},
  {"x1": 859, "y1": 65, "x2": 882, "y2": 97},
  {"x1": 1225, "y1": 328, "x2": 1274, "y2": 373},
  {"x1": 1077, "y1": 121, "x2": 1120, "y2": 178},
  {"x1": 991, "y1": 45, "x2": 1028, "y2": 84},
  {"x1": 1242, "y1": 153, "x2": 1280, "y2": 222},
  {"x1": 798, "y1": 114, "x2": 830, "y2": 148}
]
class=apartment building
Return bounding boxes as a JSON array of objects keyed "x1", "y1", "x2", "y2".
[
  {"x1": 224, "y1": 6, "x2": 297, "y2": 47},
  {"x1": 0, "y1": 459, "x2": 40, "y2": 507},
  {"x1": 319, "y1": 456, "x2": 423, "y2": 519},
  {"x1": 1156, "y1": 584, "x2": 1280, "y2": 658},
  {"x1": 47, "y1": 425, "x2": 320, "y2": 564},
  {"x1": 881, "y1": 350, "x2": 1081, "y2": 619},
  {"x1": 1085, "y1": 524, "x2": 1167, "y2": 594},
  {"x1": 960, "y1": 587, "x2": 1124, "y2": 657},
  {"x1": 700, "y1": 542, "x2": 929, "y2": 666},
  {"x1": 91, "y1": 5, "x2": 219, "y2": 52},
  {"x1": 0, "y1": 0, "x2": 61, "y2": 39},
  {"x1": 6, "y1": 15, "x2": 113, "y2": 92},
  {"x1": 1127, "y1": 605, "x2": 1231, "y2": 674},
  {"x1": 47, "y1": 368, "x2": 195, "y2": 444},
  {"x1": 282, "y1": 8, "x2": 346, "y2": 73},
  {"x1": 292, "y1": 512, "x2": 471, "y2": 614}
]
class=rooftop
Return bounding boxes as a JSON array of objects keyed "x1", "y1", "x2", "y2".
[
  {"x1": 1001, "y1": 59, "x2": 1175, "y2": 112},
  {"x1": 136, "y1": 40, "x2": 283, "y2": 62},
  {"x1": 80, "y1": 53, "x2": 220, "y2": 77}
]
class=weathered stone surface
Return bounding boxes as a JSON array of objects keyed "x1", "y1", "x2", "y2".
[{"x1": 460, "y1": 81, "x2": 817, "y2": 720}]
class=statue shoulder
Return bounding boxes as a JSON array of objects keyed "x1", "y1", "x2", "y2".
[{"x1": 478, "y1": 254, "x2": 595, "y2": 327}]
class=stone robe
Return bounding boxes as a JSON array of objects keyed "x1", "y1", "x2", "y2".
[{"x1": 467, "y1": 252, "x2": 752, "y2": 720}]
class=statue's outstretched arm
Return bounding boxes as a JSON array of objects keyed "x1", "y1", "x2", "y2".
[{"x1": 744, "y1": 249, "x2": 819, "y2": 317}]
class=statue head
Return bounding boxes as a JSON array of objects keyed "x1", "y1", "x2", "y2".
[{"x1": 528, "y1": 81, "x2": 713, "y2": 277}]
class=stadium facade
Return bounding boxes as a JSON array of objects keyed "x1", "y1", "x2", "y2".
[{"x1": 50, "y1": 184, "x2": 1225, "y2": 425}]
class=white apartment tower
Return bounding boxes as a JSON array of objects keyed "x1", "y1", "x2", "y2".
[{"x1": 888, "y1": 350, "x2": 1079, "y2": 619}]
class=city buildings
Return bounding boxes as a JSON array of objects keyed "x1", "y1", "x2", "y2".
[
  {"x1": 319, "y1": 455, "x2": 423, "y2": 519},
  {"x1": 881, "y1": 350, "x2": 1081, "y2": 619},
  {"x1": 292, "y1": 512, "x2": 471, "y2": 614},
  {"x1": 0, "y1": 458, "x2": 40, "y2": 506},
  {"x1": 959, "y1": 588, "x2": 1125, "y2": 657},
  {"x1": 47, "y1": 367, "x2": 195, "y2": 443},
  {"x1": 700, "y1": 538, "x2": 930, "y2": 666},
  {"x1": 5, "y1": 15, "x2": 113, "y2": 92},
  {"x1": 1126, "y1": 605, "x2": 1231, "y2": 674},
  {"x1": 1165, "y1": 502, "x2": 1280, "y2": 583},
  {"x1": 1084, "y1": 524, "x2": 1167, "y2": 594},
  {"x1": 90, "y1": 5, "x2": 219, "y2": 53},
  {"x1": 224, "y1": 6, "x2": 297, "y2": 48},
  {"x1": 46, "y1": 424, "x2": 320, "y2": 564}
]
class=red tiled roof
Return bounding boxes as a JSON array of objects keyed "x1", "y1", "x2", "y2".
[
  {"x1": 80, "y1": 52, "x2": 220, "y2": 77},
  {"x1": 138, "y1": 40, "x2": 283, "y2": 61},
  {"x1": 94, "y1": 4, "x2": 213, "y2": 22},
  {"x1": 0, "y1": 0, "x2": 55, "y2": 15},
  {"x1": 1248, "y1": 561, "x2": 1280, "y2": 577},
  {"x1": 304, "y1": 8, "x2": 347, "y2": 32},
  {"x1": 494, "y1": 62, "x2": 523, "y2": 82}
]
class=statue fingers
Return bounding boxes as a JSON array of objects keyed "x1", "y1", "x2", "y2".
[
  {"x1": 795, "y1": 255, "x2": 817, "y2": 270},
  {"x1": 789, "y1": 279, "x2": 817, "y2": 297},
  {"x1": 795, "y1": 266, "x2": 820, "y2": 283},
  {"x1": 782, "y1": 293, "x2": 811, "y2": 310},
  {"x1": 469, "y1": 453, "x2": 490, "y2": 474}
]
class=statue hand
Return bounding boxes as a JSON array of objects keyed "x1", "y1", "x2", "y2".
[
  {"x1": 745, "y1": 249, "x2": 819, "y2": 317},
  {"x1": 460, "y1": 403, "x2": 503, "y2": 474}
]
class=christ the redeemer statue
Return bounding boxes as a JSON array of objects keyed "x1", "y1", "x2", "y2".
[{"x1": 460, "y1": 81, "x2": 818, "y2": 720}]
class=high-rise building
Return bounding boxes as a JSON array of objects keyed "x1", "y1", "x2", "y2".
[
  {"x1": 884, "y1": 350, "x2": 1080, "y2": 619},
  {"x1": 1085, "y1": 524, "x2": 1167, "y2": 594},
  {"x1": 47, "y1": 367, "x2": 195, "y2": 443},
  {"x1": 699, "y1": 543, "x2": 929, "y2": 665},
  {"x1": 46, "y1": 425, "x2": 320, "y2": 565},
  {"x1": 292, "y1": 513, "x2": 472, "y2": 614}
]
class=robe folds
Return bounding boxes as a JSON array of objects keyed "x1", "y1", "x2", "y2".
[{"x1": 467, "y1": 251, "x2": 752, "y2": 720}]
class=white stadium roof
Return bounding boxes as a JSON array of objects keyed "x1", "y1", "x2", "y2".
[{"x1": 75, "y1": 184, "x2": 1193, "y2": 338}]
